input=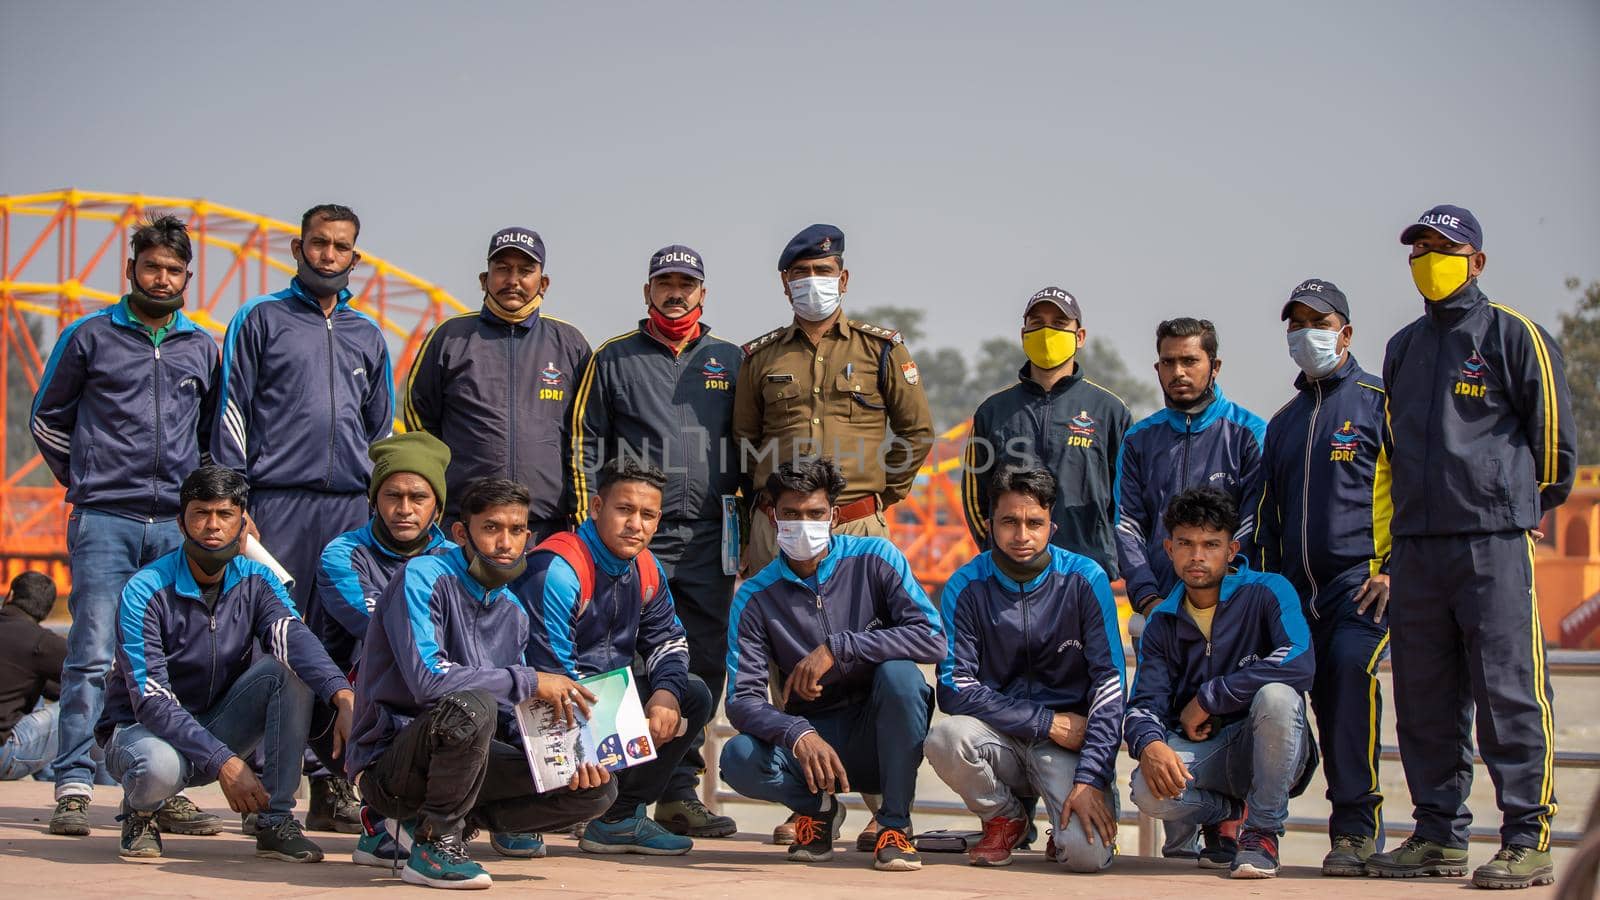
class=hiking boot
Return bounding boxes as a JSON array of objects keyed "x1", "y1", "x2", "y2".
[
  {"x1": 1199, "y1": 812, "x2": 1242, "y2": 869},
  {"x1": 489, "y1": 831, "x2": 546, "y2": 859},
  {"x1": 155, "y1": 794, "x2": 224, "y2": 835},
  {"x1": 654, "y1": 798, "x2": 737, "y2": 838},
  {"x1": 968, "y1": 815, "x2": 1026, "y2": 867},
  {"x1": 1230, "y1": 829, "x2": 1279, "y2": 879},
  {"x1": 50, "y1": 794, "x2": 92, "y2": 836},
  {"x1": 1471, "y1": 844, "x2": 1555, "y2": 890},
  {"x1": 117, "y1": 801, "x2": 162, "y2": 861},
  {"x1": 403, "y1": 832, "x2": 492, "y2": 890},
  {"x1": 873, "y1": 826, "x2": 921, "y2": 872},
  {"x1": 354, "y1": 807, "x2": 408, "y2": 868},
  {"x1": 255, "y1": 816, "x2": 325, "y2": 863},
  {"x1": 241, "y1": 812, "x2": 261, "y2": 836},
  {"x1": 1365, "y1": 833, "x2": 1469, "y2": 878},
  {"x1": 306, "y1": 775, "x2": 362, "y2": 834},
  {"x1": 581, "y1": 805, "x2": 693, "y2": 856},
  {"x1": 773, "y1": 811, "x2": 799, "y2": 845},
  {"x1": 787, "y1": 801, "x2": 844, "y2": 863},
  {"x1": 1322, "y1": 833, "x2": 1376, "y2": 877}
]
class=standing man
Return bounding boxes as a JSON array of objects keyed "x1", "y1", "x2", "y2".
[
  {"x1": 1254, "y1": 279, "x2": 1392, "y2": 876},
  {"x1": 0, "y1": 573, "x2": 67, "y2": 781},
  {"x1": 1365, "y1": 205, "x2": 1574, "y2": 890},
  {"x1": 405, "y1": 226, "x2": 591, "y2": 540},
  {"x1": 567, "y1": 244, "x2": 740, "y2": 838},
  {"x1": 32, "y1": 215, "x2": 223, "y2": 837},
  {"x1": 962, "y1": 286, "x2": 1131, "y2": 579}
]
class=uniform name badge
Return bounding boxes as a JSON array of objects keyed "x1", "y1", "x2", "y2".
[{"x1": 721, "y1": 494, "x2": 741, "y2": 576}]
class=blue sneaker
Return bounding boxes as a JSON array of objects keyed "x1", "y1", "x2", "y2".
[
  {"x1": 354, "y1": 808, "x2": 408, "y2": 868},
  {"x1": 579, "y1": 805, "x2": 693, "y2": 856},
  {"x1": 490, "y1": 831, "x2": 546, "y2": 858},
  {"x1": 402, "y1": 832, "x2": 492, "y2": 890},
  {"x1": 1230, "y1": 830, "x2": 1280, "y2": 879}
]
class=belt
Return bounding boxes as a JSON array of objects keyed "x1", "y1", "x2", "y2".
[{"x1": 835, "y1": 494, "x2": 882, "y2": 525}]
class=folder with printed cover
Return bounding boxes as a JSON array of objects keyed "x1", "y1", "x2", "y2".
[{"x1": 514, "y1": 667, "x2": 658, "y2": 793}]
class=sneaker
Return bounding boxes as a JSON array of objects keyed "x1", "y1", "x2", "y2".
[
  {"x1": 155, "y1": 794, "x2": 224, "y2": 836},
  {"x1": 1199, "y1": 813, "x2": 1242, "y2": 869},
  {"x1": 1322, "y1": 834, "x2": 1376, "y2": 877},
  {"x1": 581, "y1": 805, "x2": 693, "y2": 856},
  {"x1": 787, "y1": 801, "x2": 844, "y2": 863},
  {"x1": 354, "y1": 807, "x2": 408, "y2": 868},
  {"x1": 489, "y1": 831, "x2": 547, "y2": 858},
  {"x1": 50, "y1": 794, "x2": 92, "y2": 836},
  {"x1": 569, "y1": 819, "x2": 590, "y2": 839},
  {"x1": 873, "y1": 826, "x2": 921, "y2": 872},
  {"x1": 241, "y1": 812, "x2": 261, "y2": 836},
  {"x1": 1365, "y1": 833, "x2": 1469, "y2": 878},
  {"x1": 1231, "y1": 829, "x2": 1279, "y2": 879},
  {"x1": 116, "y1": 801, "x2": 163, "y2": 861},
  {"x1": 306, "y1": 775, "x2": 363, "y2": 834},
  {"x1": 403, "y1": 833, "x2": 492, "y2": 890},
  {"x1": 654, "y1": 798, "x2": 737, "y2": 838},
  {"x1": 255, "y1": 817, "x2": 325, "y2": 863},
  {"x1": 1471, "y1": 844, "x2": 1555, "y2": 890},
  {"x1": 968, "y1": 815, "x2": 1026, "y2": 867},
  {"x1": 855, "y1": 817, "x2": 883, "y2": 853}
]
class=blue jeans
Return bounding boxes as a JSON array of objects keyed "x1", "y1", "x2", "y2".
[
  {"x1": 0, "y1": 705, "x2": 60, "y2": 780},
  {"x1": 1130, "y1": 682, "x2": 1311, "y2": 835},
  {"x1": 107, "y1": 657, "x2": 314, "y2": 825},
  {"x1": 54, "y1": 508, "x2": 180, "y2": 795},
  {"x1": 719, "y1": 660, "x2": 932, "y2": 830}
]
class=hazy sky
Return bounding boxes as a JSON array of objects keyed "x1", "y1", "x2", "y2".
[{"x1": 4, "y1": 0, "x2": 1597, "y2": 415}]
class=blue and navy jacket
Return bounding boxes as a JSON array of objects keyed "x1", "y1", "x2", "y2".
[
  {"x1": 1114, "y1": 385, "x2": 1267, "y2": 610},
  {"x1": 517, "y1": 520, "x2": 691, "y2": 702},
  {"x1": 1382, "y1": 283, "x2": 1576, "y2": 536},
  {"x1": 1256, "y1": 356, "x2": 1392, "y2": 614},
  {"x1": 213, "y1": 278, "x2": 394, "y2": 493},
  {"x1": 936, "y1": 547, "x2": 1126, "y2": 789},
  {"x1": 1124, "y1": 568, "x2": 1314, "y2": 768},
  {"x1": 313, "y1": 520, "x2": 453, "y2": 673},
  {"x1": 725, "y1": 534, "x2": 944, "y2": 749},
  {"x1": 403, "y1": 307, "x2": 592, "y2": 524},
  {"x1": 101, "y1": 551, "x2": 349, "y2": 778},
  {"x1": 569, "y1": 325, "x2": 741, "y2": 523},
  {"x1": 347, "y1": 547, "x2": 541, "y2": 779},
  {"x1": 31, "y1": 301, "x2": 219, "y2": 519}
]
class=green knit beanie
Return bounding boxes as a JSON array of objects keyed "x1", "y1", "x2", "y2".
[{"x1": 368, "y1": 431, "x2": 451, "y2": 512}]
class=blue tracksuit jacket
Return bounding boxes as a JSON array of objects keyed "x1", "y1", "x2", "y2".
[
  {"x1": 213, "y1": 278, "x2": 394, "y2": 493},
  {"x1": 936, "y1": 546, "x2": 1126, "y2": 789},
  {"x1": 314, "y1": 520, "x2": 453, "y2": 672},
  {"x1": 101, "y1": 551, "x2": 349, "y2": 778},
  {"x1": 725, "y1": 534, "x2": 945, "y2": 749}
]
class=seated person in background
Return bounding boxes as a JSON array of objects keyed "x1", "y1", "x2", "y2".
[
  {"x1": 101, "y1": 466, "x2": 355, "y2": 864},
  {"x1": 519, "y1": 457, "x2": 709, "y2": 857},
  {"x1": 0, "y1": 572, "x2": 68, "y2": 781},
  {"x1": 347, "y1": 477, "x2": 614, "y2": 891},
  {"x1": 1125, "y1": 487, "x2": 1316, "y2": 880},
  {"x1": 719, "y1": 457, "x2": 945, "y2": 873},
  {"x1": 925, "y1": 465, "x2": 1124, "y2": 872}
]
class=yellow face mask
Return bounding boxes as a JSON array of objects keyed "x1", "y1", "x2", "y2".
[
  {"x1": 1410, "y1": 251, "x2": 1472, "y2": 302},
  {"x1": 1022, "y1": 326, "x2": 1078, "y2": 370}
]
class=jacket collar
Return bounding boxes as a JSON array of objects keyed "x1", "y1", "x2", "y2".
[
  {"x1": 1423, "y1": 280, "x2": 1487, "y2": 327},
  {"x1": 637, "y1": 318, "x2": 711, "y2": 353},
  {"x1": 169, "y1": 549, "x2": 245, "y2": 602},
  {"x1": 445, "y1": 546, "x2": 512, "y2": 605},
  {"x1": 479, "y1": 303, "x2": 540, "y2": 331},
  {"x1": 288, "y1": 277, "x2": 353, "y2": 312},
  {"x1": 363, "y1": 520, "x2": 451, "y2": 562},
  {"x1": 577, "y1": 519, "x2": 630, "y2": 578},
  {"x1": 776, "y1": 536, "x2": 842, "y2": 588},
  {"x1": 1156, "y1": 382, "x2": 1234, "y2": 433},
  {"x1": 1293, "y1": 354, "x2": 1363, "y2": 393},
  {"x1": 109, "y1": 299, "x2": 203, "y2": 335},
  {"x1": 1015, "y1": 363, "x2": 1084, "y2": 397},
  {"x1": 984, "y1": 547, "x2": 1056, "y2": 594}
]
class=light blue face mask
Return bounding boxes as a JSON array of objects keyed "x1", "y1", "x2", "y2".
[{"x1": 1286, "y1": 327, "x2": 1345, "y2": 378}]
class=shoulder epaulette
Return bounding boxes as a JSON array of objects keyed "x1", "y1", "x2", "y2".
[
  {"x1": 849, "y1": 320, "x2": 903, "y2": 345},
  {"x1": 741, "y1": 326, "x2": 787, "y2": 358}
]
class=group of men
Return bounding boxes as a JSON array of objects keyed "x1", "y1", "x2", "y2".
[{"x1": 17, "y1": 202, "x2": 1571, "y2": 890}]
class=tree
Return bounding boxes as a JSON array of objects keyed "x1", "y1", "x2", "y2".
[{"x1": 1560, "y1": 277, "x2": 1600, "y2": 465}]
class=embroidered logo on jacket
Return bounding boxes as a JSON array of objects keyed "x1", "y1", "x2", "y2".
[
  {"x1": 1067, "y1": 410, "x2": 1096, "y2": 448},
  {"x1": 1329, "y1": 420, "x2": 1361, "y2": 463},
  {"x1": 702, "y1": 357, "x2": 730, "y2": 391},
  {"x1": 1454, "y1": 352, "x2": 1487, "y2": 398},
  {"x1": 539, "y1": 362, "x2": 566, "y2": 401}
]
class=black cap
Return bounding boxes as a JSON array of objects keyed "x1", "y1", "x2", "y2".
[
  {"x1": 1023, "y1": 286, "x2": 1083, "y2": 322},
  {"x1": 648, "y1": 244, "x2": 705, "y2": 280},
  {"x1": 778, "y1": 224, "x2": 844, "y2": 271},
  {"x1": 487, "y1": 227, "x2": 545, "y2": 266},
  {"x1": 1399, "y1": 204, "x2": 1484, "y2": 249},
  {"x1": 1280, "y1": 278, "x2": 1350, "y2": 322}
]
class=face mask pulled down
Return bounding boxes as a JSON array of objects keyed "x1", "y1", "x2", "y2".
[
  {"x1": 296, "y1": 256, "x2": 355, "y2": 298},
  {"x1": 775, "y1": 519, "x2": 831, "y2": 562},
  {"x1": 1286, "y1": 327, "x2": 1344, "y2": 378},
  {"x1": 465, "y1": 537, "x2": 527, "y2": 589},
  {"x1": 787, "y1": 276, "x2": 841, "y2": 322},
  {"x1": 182, "y1": 523, "x2": 242, "y2": 576},
  {"x1": 128, "y1": 277, "x2": 189, "y2": 319}
]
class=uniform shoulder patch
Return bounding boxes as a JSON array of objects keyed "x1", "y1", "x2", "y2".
[
  {"x1": 849, "y1": 320, "x2": 903, "y2": 345},
  {"x1": 741, "y1": 326, "x2": 787, "y2": 358}
]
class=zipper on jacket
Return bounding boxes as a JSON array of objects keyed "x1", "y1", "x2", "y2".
[
  {"x1": 1300, "y1": 381, "x2": 1323, "y2": 617},
  {"x1": 506, "y1": 322, "x2": 517, "y2": 480},
  {"x1": 1019, "y1": 581, "x2": 1035, "y2": 702},
  {"x1": 1182, "y1": 414, "x2": 1194, "y2": 486},
  {"x1": 672, "y1": 353, "x2": 688, "y2": 518},
  {"x1": 151, "y1": 344, "x2": 164, "y2": 510},
  {"x1": 323, "y1": 317, "x2": 337, "y2": 489},
  {"x1": 207, "y1": 608, "x2": 219, "y2": 703}
]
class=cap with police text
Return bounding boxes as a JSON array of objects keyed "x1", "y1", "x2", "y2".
[
  {"x1": 649, "y1": 244, "x2": 705, "y2": 281},
  {"x1": 778, "y1": 224, "x2": 845, "y2": 271},
  {"x1": 1024, "y1": 286, "x2": 1082, "y2": 322},
  {"x1": 487, "y1": 227, "x2": 545, "y2": 265},
  {"x1": 1280, "y1": 278, "x2": 1351, "y2": 322},
  {"x1": 1399, "y1": 204, "x2": 1483, "y2": 249}
]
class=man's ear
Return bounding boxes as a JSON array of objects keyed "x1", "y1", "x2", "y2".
[
  {"x1": 479, "y1": 272, "x2": 489, "y2": 293},
  {"x1": 451, "y1": 520, "x2": 468, "y2": 546},
  {"x1": 1471, "y1": 250, "x2": 1487, "y2": 277}
]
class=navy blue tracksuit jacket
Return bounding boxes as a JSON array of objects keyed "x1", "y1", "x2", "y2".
[
  {"x1": 314, "y1": 521, "x2": 454, "y2": 672},
  {"x1": 936, "y1": 546, "x2": 1126, "y2": 789}
]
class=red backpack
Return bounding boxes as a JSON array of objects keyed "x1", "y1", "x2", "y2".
[{"x1": 534, "y1": 532, "x2": 660, "y2": 620}]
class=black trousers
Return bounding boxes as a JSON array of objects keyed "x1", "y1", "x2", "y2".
[
  {"x1": 608, "y1": 674, "x2": 714, "y2": 818},
  {"x1": 358, "y1": 690, "x2": 615, "y2": 840},
  {"x1": 1305, "y1": 573, "x2": 1390, "y2": 844},
  {"x1": 1389, "y1": 532, "x2": 1558, "y2": 851}
]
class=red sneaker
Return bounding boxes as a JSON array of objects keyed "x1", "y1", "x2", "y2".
[{"x1": 969, "y1": 816, "x2": 1027, "y2": 867}]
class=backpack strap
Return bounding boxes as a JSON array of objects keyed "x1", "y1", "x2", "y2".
[
  {"x1": 635, "y1": 547, "x2": 660, "y2": 605},
  {"x1": 532, "y1": 532, "x2": 597, "y2": 620}
]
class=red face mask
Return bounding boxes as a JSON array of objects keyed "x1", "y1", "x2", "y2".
[{"x1": 648, "y1": 304, "x2": 703, "y2": 343}]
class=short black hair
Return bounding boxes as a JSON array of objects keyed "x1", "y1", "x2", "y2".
[
  {"x1": 459, "y1": 477, "x2": 530, "y2": 521},
  {"x1": 1156, "y1": 317, "x2": 1219, "y2": 362},
  {"x1": 301, "y1": 203, "x2": 361, "y2": 241},
  {"x1": 598, "y1": 456, "x2": 667, "y2": 495},
  {"x1": 990, "y1": 465, "x2": 1058, "y2": 512},
  {"x1": 180, "y1": 465, "x2": 250, "y2": 515},
  {"x1": 766, "y1": 457, "x2": 847, "y2": 507},
  {"x1": 1162, "y1": 487, "x2": 1239, "y2": 536},
  {"x1": 130, "y1": 214, "x2": 193, "y2": 265},
  {"x1": 7, "y1": 572, "x2": 57, "y2": 621}
]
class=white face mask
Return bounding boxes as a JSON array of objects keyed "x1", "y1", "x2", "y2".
[
  {"x1": 787, "y1": 276, "x2": 842, "y2": 321},
  {"x1": 775, "y1": 519, "x2": 832, "y2": 562},
  {"x1": 1286, "y1": 327, "x2": 1344, "y2": 378}
]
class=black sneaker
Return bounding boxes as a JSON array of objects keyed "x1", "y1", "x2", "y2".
[
  {"x1": 1199, "y1": 814, "x2": 1242, "y2": 869},
  {"x1": 155, "y1": 795, "x2": 224, "y2": 835},
  {"x1": 255, "y1": 817, "x2": 325, "y2": 863},
  {"x1": 873, "y1": 826, "x2": 921, "y2": 872},
  {"x1": 787, "y1": 800, "x2": 844, "y2": 863},
  {"x1": 306, "y1": 775, "x2": 363, "y2": 834},
  {"x1": 50, "y1": 795, "x2": 92, "y2": 836},
  {"x1": 117, "y1": 801, "x2": 163, "y2": 861}
]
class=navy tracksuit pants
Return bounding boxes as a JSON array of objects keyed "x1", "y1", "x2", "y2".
[
  {"x1": 250, "y1": 488, "x2": 370, "y2": 626},
  {"x1": 1305, "y1": 573, "x2": 1389, "y2": 845},
  {"x1": 1389, "y1": 532, "x2": 1558, "y2": 851}
]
